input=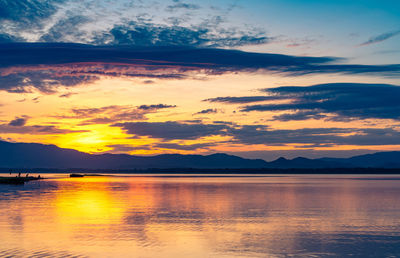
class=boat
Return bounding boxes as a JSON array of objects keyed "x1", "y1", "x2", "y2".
[{"x1": 70, "y1": 173, "x2": 85, "y2": 178}]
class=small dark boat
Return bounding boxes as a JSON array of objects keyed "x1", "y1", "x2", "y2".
[{"x1": 70, "y1": 173, "x2": 85, "y2": 178}]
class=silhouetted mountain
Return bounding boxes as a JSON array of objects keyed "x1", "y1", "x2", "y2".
[
  {"x1": 268, "y1": 157, "x2": 335, "y2": 168},
  {"x1": 0, "y1": 141, "x2": 268, "y2": 169},
  {"x1": 344, "y1": 151, "x2": 400, "y2": 168},
  {"x1": 1, "y1": 140, "x2": 400, "y2": 169}
]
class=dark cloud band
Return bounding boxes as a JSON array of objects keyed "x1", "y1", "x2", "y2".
[
  {"x1": 1, "y1": 43, "x2": 400, "y2": 93},
  {"x1": 240, "y1": 83, "x2": 400, "y2": 121},
  {"x1": 112, "y1": 120, "x2": 400, "y2": 146}
]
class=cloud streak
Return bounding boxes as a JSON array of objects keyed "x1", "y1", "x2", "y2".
[
  {"x1": 166, "y1": 0, "x2": 201, "y2": 12},
  {"x1": 2, "y1": 43, "x2": 400, "y2": 93},
  {"x1": 360, "y1": 30, "x2": 400, "y2": 46},
  {"x1": 114, "y1": 121, "x2": 229, "y2": 140},
  {"x1": 204, "y1": 96, "x2": 287, "y2": 104},
  {"x1": 0, "y1": 124, "x2": 86, "y2": 135},
  {"x1": 240, "y1": 83, "x2": 400, "y2": 121},
  {"x1": 193, "y1": 108, "x2": 219, "y2": 115},
  {"x1": 155, "y1": 142, "x2": 214, "y2": 151},
  {"x1": 112, "y1": 120, "x2": 400, "y2": 147},
  {"x1": 56, "y1": 104, "x2": 177, "y2": 125}
]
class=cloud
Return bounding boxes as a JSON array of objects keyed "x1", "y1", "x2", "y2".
[
  {"x1": 71, "y1": 106, "x2": 131, "y2": 117},
  {"x1": 238, "y1": 127, "x2": 400, "y2": 146},
  {"x1": 360, "y1": 30, "x2": 400, "y2": 46},
  {"x1": 39, "y1": 15, "x2": 91, "y2": 43},
  {"x1": 193, "y1": 108, "x2": 218, "y2": 115},
  {"x1": 2, "y1": 43, "x2": 400, "y2": 93},
  {"x1": 285, "y1": 63, "x2": 400, "y2": 76},
  {"x1": 8, "y1": 117, "x2": 28, "y2": 126},
  {"x1": 0, "y1": 0, "x2": 68, "y2": 44},
  {"x1": 59, "y1": 104, "x2": 177, "y2": 125},
  {"x1": 166, "y1": 0, "x2": 201, "y2": 12},
  {"x1": 104, "y1": 21, "x2": 269, "y2": 48},
  {"x1": 155, "y1": 142, "x2": 214, "y2": 151},
  {"x1": 137, "y1": 104, "x2": 177, "y2": 110},
  {"x1": 111, "y1": 120, "x2": 400, "y2": 146},
  {"x1": 59, "y1": 92, "x2": 76, "y2": 98},
  {"x1": 271, "y1": 110, "x2": 327, "y2": 121},
  {"x1": 204, "y1": 96, "x2": 286, "y2": 104},
  {"x1": 0, "y1": 124, "x2": 86, "y2": 135},
  {"x1": 0, "y1": 43, "x2": 326, "y2": 92},
  {"x1": 240, "y1": 83, "x2": 400, "y2": 121},
  {"x1": 0, "y1": 0, "x2": 64, "y2": 24},
  {"x1": 0, "y1": 0, "x2": 269, "y2": 48},
  {"x1": 106, "y1": 144, "x2": 152, "y2": 153},
  {"x1": 228, "y1": 125, "x2": 400, "y2": 146},
  {"x1": 0, "y1": 69, "x2": 97, "y2": 93},
  {"x1": 142, "y1": 80, "x2": 154, "y2": 84},
  {"x1": 113, "y1": 121, "x2": 229, "y2": 140},
  {"x1": 0, "y1": 33, "x2": 22, "y2": 43},
  {"x1": 0, "y1": 43, "x2": 333, "y2": 69}
]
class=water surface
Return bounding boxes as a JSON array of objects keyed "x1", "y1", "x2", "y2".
[{"x1": 1, "y1": 174, "x2": 400, "y2": 257}]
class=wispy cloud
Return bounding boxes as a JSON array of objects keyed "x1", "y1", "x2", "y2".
[
  {"x1": 0, "y1": 123, "x2": 86, "y2": 135},
  {"x1": 166, "y1": 0, "x2": 201, "y2": 12},
  {"x1": 204, "y1": 96, "x2": 287, "y2": 104},
  {"x1": 193, "y1": 108, "x2": 219, "y2": 115},
  {"x1": 137, "y1": 104, "x2": 177, "y2": 110},
  {"x1": 360, "y1": 30, "x2": 400, "y2": 46},
  {"x1": 102, "y1": 21, "x2": 269, "y2": 47},
  {"x1": 155, "y1": 142, "x2": 213, "y2": 151},
  {"x1": 0, "y1": 0, "x2": 269, "y2": 48},
  {"x1": 55, "y1": 104, "x2": 177, "y2": 125}
]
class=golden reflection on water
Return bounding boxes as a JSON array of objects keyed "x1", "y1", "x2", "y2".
[
  {"x1": 0, "y1": 174, "x2": 400, "y2": 257},
  {"x1": 54, "y1": 177, "x2": 126, "y2": 226},
  {"x1": 55, "y1": 189, "x2": 123, "y2": 224}
]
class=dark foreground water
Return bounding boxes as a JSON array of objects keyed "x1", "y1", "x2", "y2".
[{"x1": 0, "y1": 174, "x2": 400, "y2": 257}]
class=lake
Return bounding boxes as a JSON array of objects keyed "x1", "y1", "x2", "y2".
[{"x1": 0, "y1": 174, "x2": 400, "y2": 257}]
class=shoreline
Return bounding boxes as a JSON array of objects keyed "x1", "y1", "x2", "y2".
[
  {"x1": 1, "y1": 167, "x2": 400, "y2": 175},
  {"x1": 0, "y1": 176, "x2": 43, "y2": 185}
]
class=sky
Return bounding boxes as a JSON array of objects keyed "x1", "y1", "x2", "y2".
[{"x1": 1, "y1": 0, "x2": 400, "y2": 160}]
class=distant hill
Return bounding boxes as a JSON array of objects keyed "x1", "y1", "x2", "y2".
[
  {"x1": 320, "y1": 152, "x2": 400, "y2": 168},
  {"x1": 0, "y1": 141, "x2": 268, "y2": 169},
  {"x1": 1, "y1": 140, "x2": 400, "y2": 169}
]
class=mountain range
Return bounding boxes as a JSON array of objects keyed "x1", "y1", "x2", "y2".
[{"x1": 1, "y1": 140, "x2": 400, "y2": 169}]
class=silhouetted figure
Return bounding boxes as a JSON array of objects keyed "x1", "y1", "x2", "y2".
[
  {"x1": 38, "y1": 175, "x2": 41, "y2": 179},
  {"x1": 18, "y1": 172, "x2": 21, "y2": 177},
  {"x1": 26, "y1": 174, "x2": 29, "y2": 177}
]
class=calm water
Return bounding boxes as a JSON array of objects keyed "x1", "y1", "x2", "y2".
[{"x1": 0, "y1": 174, "x2": 400, "y2": 257}]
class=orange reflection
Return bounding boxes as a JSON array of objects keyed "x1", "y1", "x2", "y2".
[{"x1": 54, "y1": 177, "x2": 124, "y2": 224}]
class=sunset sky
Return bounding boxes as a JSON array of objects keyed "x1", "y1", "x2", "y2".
[{"x1": 1, "y1": 0, "x2": 400, "y2": 160}]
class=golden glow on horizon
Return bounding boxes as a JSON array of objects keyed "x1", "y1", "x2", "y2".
[{"x1": 2, "y1": 72, "x2": 400, "y2": 157}]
